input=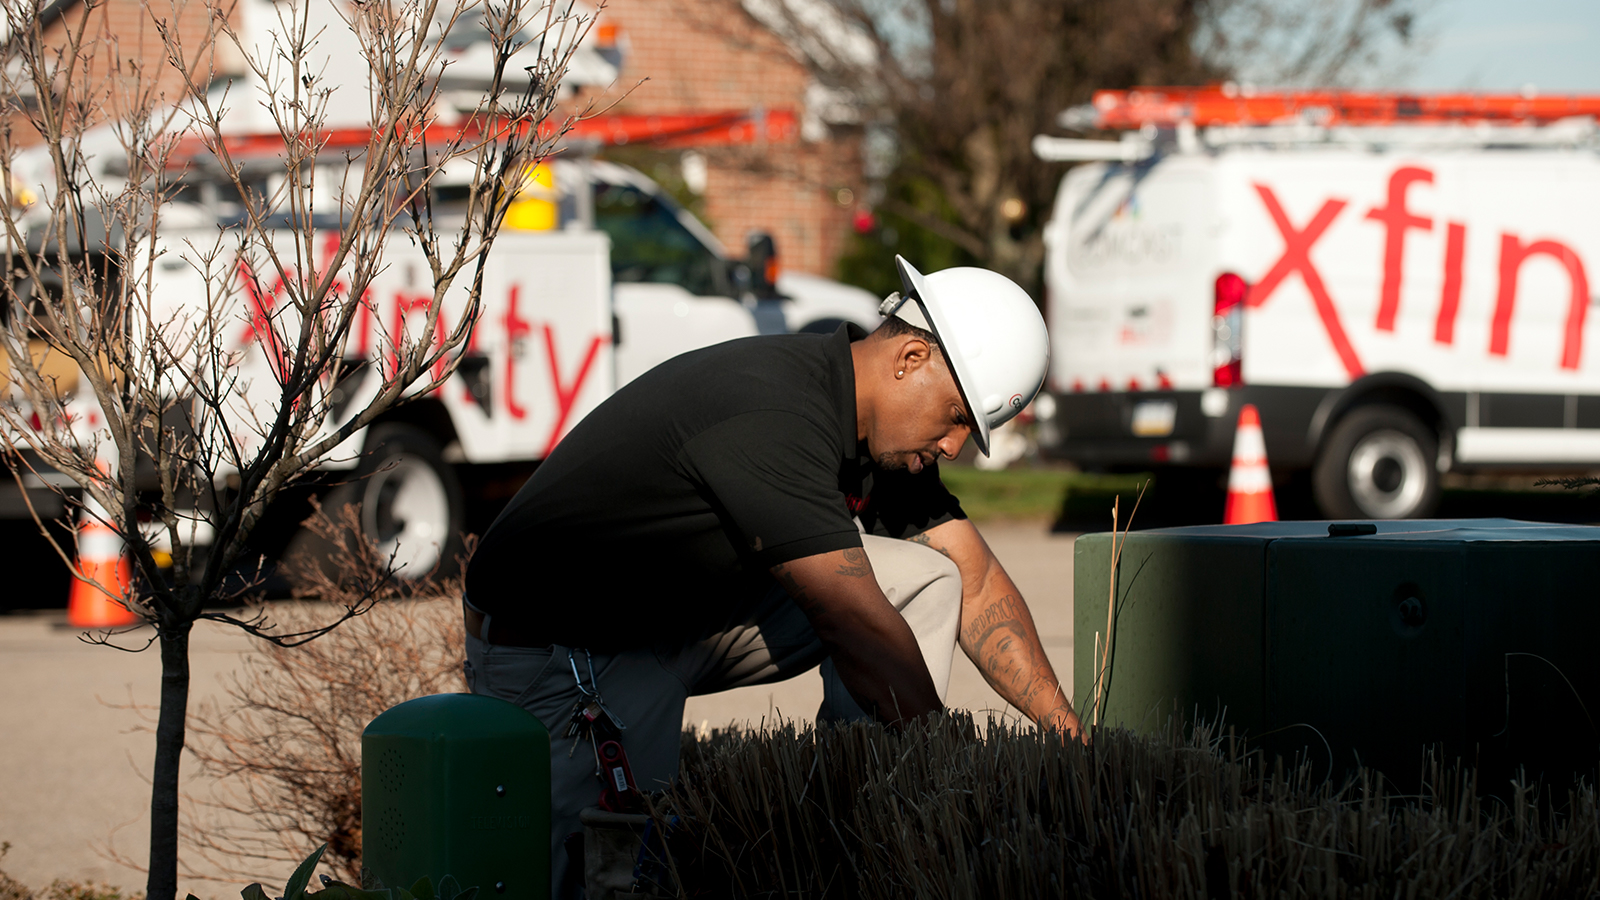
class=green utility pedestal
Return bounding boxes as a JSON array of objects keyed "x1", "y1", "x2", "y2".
[
  {"x1": 363, "y1": 693, "x2": 550, "y2": 900},
  {"x1": 1075, "y1": 519, "x2": 1600, "y2": 791}
]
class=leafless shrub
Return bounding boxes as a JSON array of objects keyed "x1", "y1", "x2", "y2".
[
  {"x1": 181, "y1": 507, "x2": 469, "y2": 885},
  {"x1": 0, "y1": 845, "x2": 144, "y2": 900},
  {"x1": 654, "y1": 714, "x2": 1600, "y2": 898},
  {"x1": 0, "y1": 845, "x2": 30, "y2": 900},
  {"x1": 279, "y1": 498, "x2": 469, "y2": 603},
  {"x1": 33, "y1": 885, "x2": 143, "y2": 900}
]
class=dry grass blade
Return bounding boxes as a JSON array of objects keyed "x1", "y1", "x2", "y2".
[{"x1": 1093, "y1": 482, "x2": 1147, "y2": 730}]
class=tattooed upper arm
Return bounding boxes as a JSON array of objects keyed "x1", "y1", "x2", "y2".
[
  {"x1": 773, "y1": 547, "x2": 871, "y2": 620},
  {"x1": 836, "y1": 546, "x2": 871, "y2": 578}
]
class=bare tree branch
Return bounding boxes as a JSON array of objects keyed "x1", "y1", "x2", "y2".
[{"x1": 700, "y1": 0, "x2": 1427, "y2": 295}]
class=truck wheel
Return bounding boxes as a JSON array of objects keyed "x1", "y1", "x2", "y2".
[
  {"x1": 285, "y1": 424, "x2": 465, "y2": 584},
  {"x1": 1313, "y1": 406, "x2": 1439, "y2": 519},
  {"x1": 355, "y1": 425, "x2": 465, "y2": 578}
]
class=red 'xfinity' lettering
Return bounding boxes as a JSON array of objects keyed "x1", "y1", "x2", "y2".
[
  {"x1": 236, "y1": 258, "x2": 286, "y2": 377},
  {"x1": 392, "y1": 293, "x2": 448, "y2": 387},
  {"x1": 1247, "y1": 184, "x2": 1365, "y2": 379},
  {"x1": 1365, "y1": 166, "x2": 1434, "y2": 332},
  {"x1": 1491, "y1": 233, "x2": 1591, "y2": 370},
  {"x1": 500, "y1": 284, "x2": 607, "y2": 448},
  {"x1": 353, "y1": 292, "x2": 375, "y2": 357},
  {"x1": 503, "y1": 285, "x2": 533, "y2": 419},
  {"x1": 238, "y1": 232, "x2": 353, "y2": 378},
  {"x1": 541, "y1": 325, "x2": 606, "y2": 456},
  {"x1": 1433, "y1": 221, "x2": 1466, "y2": 345}
]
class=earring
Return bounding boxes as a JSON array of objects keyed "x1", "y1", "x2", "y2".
[{"x1": 896, "y1": 370, "x2": 904, "y2": 377}]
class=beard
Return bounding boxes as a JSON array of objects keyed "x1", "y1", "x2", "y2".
[
  {"x1": 875, "y1": 451, "x2": 910, "y2": 471},
  {"x1": 875, "y1": 450, "x2": 933, "y2": 473}
]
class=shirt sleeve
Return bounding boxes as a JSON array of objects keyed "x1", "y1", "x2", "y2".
[
  {"x1": 677, "y1": 409, "x2": 862, "y2": 568},
  {"x1": 858, "y1": 461, "x2": 968, "y2": 539}
]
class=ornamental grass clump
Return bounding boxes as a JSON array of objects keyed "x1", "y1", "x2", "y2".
[{"x1": 653, "y1": 715, "x2": 1600, "y2": 899}]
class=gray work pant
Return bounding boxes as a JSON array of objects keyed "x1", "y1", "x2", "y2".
[{"x1": 463, "y1": 534, "x2": 963, "y2": 899}]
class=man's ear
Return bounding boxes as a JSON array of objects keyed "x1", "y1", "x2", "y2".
[{"x1": 894, "y1": 338, "x2": 935, "y2": 377}]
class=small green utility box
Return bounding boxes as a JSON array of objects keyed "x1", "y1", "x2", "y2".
[
  {"x1": 363, "y1": 694, "x2": 550, "y2": 900},
  {"x1": 1075, "y1": 519, "x2": 1600, "y2": 790}
]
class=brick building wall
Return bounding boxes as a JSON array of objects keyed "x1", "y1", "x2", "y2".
[
  {"x1": 9, "y1": 0, "x2": 230, "y2": 148},
  {"x1": 593, "y1": 0, "x2": 862, "y2": 277}
]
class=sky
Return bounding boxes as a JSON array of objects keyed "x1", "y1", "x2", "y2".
[{"x1": 1402, "y1": 0, "x2": 1600, "y2": 92}]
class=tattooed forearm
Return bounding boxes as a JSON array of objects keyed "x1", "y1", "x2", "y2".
[
  {"x1": 977, "y1": 625, "x2": 1042, "y2": 702},
  {"x1": 961, "y1": 593, "x2": 1028, "y2": 649},
  {"x1": 836, "y1": 547, "x2": 871, "y2": 578},
  {"x1": 907, "y1": 531, "x2": 953, "y2": 559},
  {"x1": 962, "y1": 592, "x2": 1076, "y2": 726},
  {"x1": 963, "y1": 594, "x2": 1039, "y2": 700}
]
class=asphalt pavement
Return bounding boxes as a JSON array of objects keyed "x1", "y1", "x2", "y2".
[{"x1": 0, "y1": 521, "x2": 1077, "y2": 898}]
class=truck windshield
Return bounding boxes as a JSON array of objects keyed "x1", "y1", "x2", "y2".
[{"x1": 593, "y1": 183, "x2": 728, "y2": 297}]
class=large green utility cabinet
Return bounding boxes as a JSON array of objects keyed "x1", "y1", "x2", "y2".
[
  {"x1": 363, "y1": 694, "x2": 551, "y2": 900},
  {"x1": 1075, "y1": 519, "x2": 1600, "y2": 788}
]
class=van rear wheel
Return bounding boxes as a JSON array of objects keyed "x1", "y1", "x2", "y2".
[
  {"x1": 283, "y1": 424, "x2": 465, "y2": 585},
  {"x1": 1313, "y1": 405, "x2": 1439, "y2": 519}
]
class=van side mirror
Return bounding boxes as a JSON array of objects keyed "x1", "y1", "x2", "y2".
[{"x1": 745, "y1": 232, "x2": 780, "y2": 300}]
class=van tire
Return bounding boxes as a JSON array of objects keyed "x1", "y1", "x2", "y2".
[
  {"x1": 1313, "y1": 405, "x2": 1439, "y2": 519},
  {"x1": 284, "y1": 424, "x2": 465, "y2": 584}
]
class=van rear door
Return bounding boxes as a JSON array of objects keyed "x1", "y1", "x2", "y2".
[
  {"x1": 1044, "y1": 158, "x2": 1217, "y2": 394},
  {"x1": 1043, "y1": 159, "x2": 1216, "y2": 390}
]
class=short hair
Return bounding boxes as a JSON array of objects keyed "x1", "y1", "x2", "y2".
[{"x1": 875, "y1": 312, "x2": 944, "y2": 358}]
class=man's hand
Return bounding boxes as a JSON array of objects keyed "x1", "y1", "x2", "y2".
[
  {"x1": 911, "y1": 519, "x2": 1084, "y2": 741},
  {"x1": 771, "y1": 547, "x2": 943, "y2": 724}
]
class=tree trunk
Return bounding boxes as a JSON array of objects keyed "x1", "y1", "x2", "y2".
[{"x1": 146, "y1": 622, "x2": 191, "y2": 900}]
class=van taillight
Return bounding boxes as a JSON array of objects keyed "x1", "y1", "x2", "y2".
[{"x1": 1213, "y1": 272, "x2": 1246, "y2": 387}]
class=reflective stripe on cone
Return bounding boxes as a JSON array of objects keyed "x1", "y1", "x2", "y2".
[
  {"x1": 1224, "y1": 404, "x2": 1278, "y2": 525},
  {"x1": 66, "y1": 493, "x2": 137, "y2": 629}
]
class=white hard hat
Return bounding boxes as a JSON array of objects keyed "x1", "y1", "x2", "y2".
[{"x1": 882, "y1": 255, "x2": 1049, "y2": 457}]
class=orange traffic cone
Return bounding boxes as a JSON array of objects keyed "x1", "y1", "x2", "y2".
[
  {"x1": 1224, "y1": 404, "x2": 1278, "y2": 525},
  {"x1": 66, "y1": 488, "x2": 137, "y2": 628}
]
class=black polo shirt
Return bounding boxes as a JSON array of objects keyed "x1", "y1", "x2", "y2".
[{"x1": 465, "y1": 324, "x2": 965, "y2": 651}]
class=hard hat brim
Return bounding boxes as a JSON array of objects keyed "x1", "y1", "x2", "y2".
[{"x1": 894, "y1": 255, "x2": 992, "y2": 457}]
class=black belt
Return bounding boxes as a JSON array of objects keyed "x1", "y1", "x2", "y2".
[{"x1": 462, "y1": 601, "x2": 550, "y2": 648}]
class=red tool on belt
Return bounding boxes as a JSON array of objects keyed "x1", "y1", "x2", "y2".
[{"x1": 597, "y1": 739, "x2": 644, "y2": 813}]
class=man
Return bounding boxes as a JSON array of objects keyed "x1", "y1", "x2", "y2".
[{"x1": 463, "y1": 256, "x2": 1080, "y2": 895}]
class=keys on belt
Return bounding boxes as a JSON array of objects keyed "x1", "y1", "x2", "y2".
[
  {"x1": 564, "y1": 698, "x2": 622, "y2": 743},
  {"x1": 562, "y1": 649, "x2": 643, "y2": 812}
]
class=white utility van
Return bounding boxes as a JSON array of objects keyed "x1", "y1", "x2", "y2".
[{"x1": 1033, "y1": 88, "x2": 1600, "y2": 519}]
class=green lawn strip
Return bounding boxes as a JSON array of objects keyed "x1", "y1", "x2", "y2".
[{"x1": 940, "y1": 466, "x2": 1147, "y2": 523}]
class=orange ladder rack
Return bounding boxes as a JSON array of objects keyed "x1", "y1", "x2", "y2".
[{"x1": 1082, "y1": 86, "x2": 1600, "y2": 130}]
